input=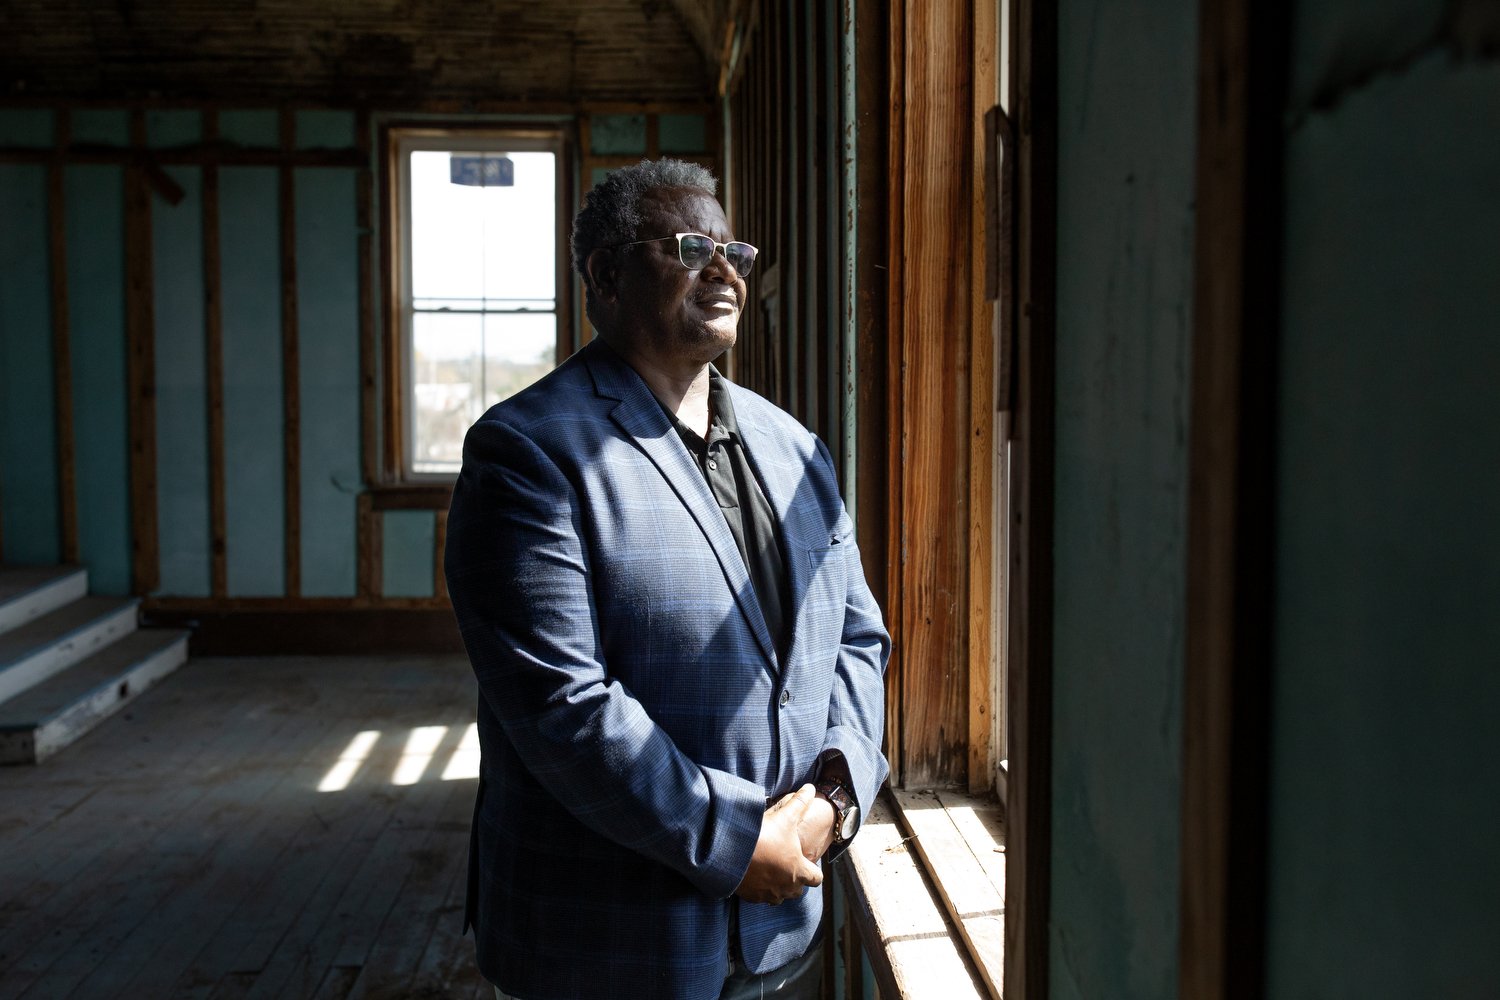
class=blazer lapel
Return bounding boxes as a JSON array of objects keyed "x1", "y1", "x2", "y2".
[
  {"x1": 731, "y1": 388, "x2": 826, "y2": 668},
  {"x1": 584, "y1": 342, "x2": 781, "y2": 670}
]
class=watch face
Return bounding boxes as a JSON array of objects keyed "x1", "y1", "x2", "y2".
[{"x1": 839, "y1": 806, "x2": 859, "y2": 840}]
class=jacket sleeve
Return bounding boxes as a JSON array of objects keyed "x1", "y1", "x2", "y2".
[
  {"x1": 445, "y1": 416, "x2": 766, "y2": 899},
  {"x1": 809, "y1": 437, "x2": 892, "y2": 857}
]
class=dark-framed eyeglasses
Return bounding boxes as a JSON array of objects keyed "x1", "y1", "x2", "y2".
[{"x1": 608, "y1": 232, "x2": 759, "y2": 277}]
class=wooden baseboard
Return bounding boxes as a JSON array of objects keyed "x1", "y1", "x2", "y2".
[{"x1": 142, "y1": 608, "x2": 465, "y2": 656}]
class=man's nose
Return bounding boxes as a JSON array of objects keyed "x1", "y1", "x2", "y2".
[{"x1": 702, "y1": 247, "x2": 736, "y2": 282}]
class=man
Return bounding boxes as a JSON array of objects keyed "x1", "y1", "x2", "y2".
[{"x1": 445, "y1": 158, "x2": 889, "y2": 1000}]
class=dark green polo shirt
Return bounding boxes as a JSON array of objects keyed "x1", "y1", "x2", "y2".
[{"x1": 660, "y1": 370, "x2": 791, "y2": 662}]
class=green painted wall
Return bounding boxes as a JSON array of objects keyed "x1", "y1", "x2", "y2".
[
  {"x1": 0, "y1": 163, "x2": 60, "y2": 565},
  {"x1": 153, "y1": 166, "x2": 211, "y2": 597},
  {"x1": 67, "y1": 165, "x2": 132, "y2": 595},
  {"x1": 0, "y1": 106, "x2": 445, "y2": 600},
  {"x1": 1265, "y1": 4, "x2": 1500, "y2": 996},
  {"x1": 1050, "y1": 0, "x2": 1197, "y2": 996},
  {"x1": 382, "y1": 510, "x2": 435, "y2": 599},
  {"x1": 220, "y1": 166, "x2": 286, "y2": 597},
  {"x1": 296, "y1": 168, "x2": 361, "y2": 597}
]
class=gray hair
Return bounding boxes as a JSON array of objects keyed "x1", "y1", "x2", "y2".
[{"x1": 570, "y1": 158, "x2": 719, "y2": 285}]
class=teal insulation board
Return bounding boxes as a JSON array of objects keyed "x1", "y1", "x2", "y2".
[
  {"x1": 381, "y1": 509, "x2": 434, "y2": 598},
  {"x1": 152, "y1": 167, "x2": 211, "y2": 596},
  {"x1": 219, "y1": 167, "x2": 285, "y2": 596},
  {"x1": 71, "y1": 109, "x2": 130, "y2": 147},
  {"x1": 0, "y1": 109, "x2": 54, "y2": 148},
  {"x1": 295, "y1": 168, "x2": 360, "y2": 597},
  {"x1": 67, "y1": 166, "x2": 132, "y2": 594},
  {"x1": 0, "y1": 164, "x2": 61, "y2": 565}
]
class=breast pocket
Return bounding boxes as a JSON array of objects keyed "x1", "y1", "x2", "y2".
[{"x1": 804, "y1": 533, "x2": 850, "y2": 624}]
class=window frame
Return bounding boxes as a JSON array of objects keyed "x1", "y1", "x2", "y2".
[{"x1": 380, "y1": 123, "x2": 574, "y2": 485}]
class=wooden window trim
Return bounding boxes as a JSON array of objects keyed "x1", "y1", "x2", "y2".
[
  {"x1": 377, "y1": 121, "x2": 574, "y2": 486},
  {"x1": 832, "y1": 0, "x2": 1055, "y2": 994}
]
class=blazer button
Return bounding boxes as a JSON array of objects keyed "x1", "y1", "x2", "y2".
[{"x1": 779, "y1": 690, "x2": 791, "y2": 707}]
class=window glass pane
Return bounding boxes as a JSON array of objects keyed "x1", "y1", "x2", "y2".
[
  {"x1": 410, "y1": 311, "x2": 556, "y2": 475},
  {"x1": 409, "y1": 149, "x2": 556, "y2": 305},
  {"x1": 480, "y1": 312, "x2": 556, "y2": 407},
  {"x1": 411, "y1": 312, "x2": 483, "y2": 474}
]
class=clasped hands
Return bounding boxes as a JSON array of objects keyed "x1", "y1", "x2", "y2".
[{"x1": 733, "y1": 784, "x2": 837, "y2": 905}]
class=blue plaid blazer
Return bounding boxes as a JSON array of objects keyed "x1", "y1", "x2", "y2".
[{"x1": 445, "y1": 338, "x2": 890, "y2": 1000}]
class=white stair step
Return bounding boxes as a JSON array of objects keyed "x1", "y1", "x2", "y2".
[
  {"x1": 0, "y1": 596, "x2": 140, "y2": 703},
  {"x1": 0, "y1": 566, "x2": 89, "y2": 635},
  {"x1": 0, "y1": 629, "x2": 189, "y2": 764}
]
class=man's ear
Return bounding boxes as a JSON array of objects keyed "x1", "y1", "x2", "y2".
[{"x1": 585, "y1": 248, "x2": 620, "y2": 304}]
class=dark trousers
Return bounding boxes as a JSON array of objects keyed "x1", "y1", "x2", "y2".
[{"x1": 491, "y1": 940, "x2": 824, "y2": 1000}]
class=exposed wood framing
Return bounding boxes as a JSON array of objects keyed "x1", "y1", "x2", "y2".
[
  {"x1": 967, "y1": 0, "x2": 1000, "y2": 798},
  {"x1": 202, "y1": 111, "x2": 228, "y2": 598},
  {"x1": 49, "y1": 109, "x2": 78, "y2": 564},
  {"x1": 850, "y1": 0, "x2": 890, "y2": 646},
  {"x1": 1003, "y1": 0, "x2": 1056, "y2": 992},
  {"x1": 895, "y1": 0, "x2": 974, "y2": 787},
  {"x1": 141, "y1": 606, "x2": 463, "y2": 656},
  {"x1": 1179, "y1": 1, "x2": 1285, "y2": 997},
  {"x1": 883, "y1": 0, "x2": 908, "y2": 783},
  {"x1": 367, "y1": 484, "x2": 452, "y2": 511},
  {"x1": 357, "y1": 109, "x2": 377, "y2": 489},
  {"x1": 279, "y1": 108, "x2": 302, "y2": 598},
  {"x1": 377, "y1": 122, "x2": 400, "y2": 483},
  {"x1": 782, "y1": 2, "x2": 801, "y2": 416},
  {"x1": 356, "y1": 492, "x2": 379, "y2": 601},
  {"x1": 125, "y1": 109, "x2": 160, "y2": 595},
  {"x1": 0, "y1": 147, "x2": 367, "y2": 167},
  {"x1": 144, "y1": 595, "x2": 450, "y2": 612},
  {"x1": 0, "y1": 3, "x2": 717, "y2": 107},
  {"x1": 434, "y1": 509, "x2": 449, "y2": 602},
  {"x1": 553, "y1": 139, "x2": 576, "y2": 362}
]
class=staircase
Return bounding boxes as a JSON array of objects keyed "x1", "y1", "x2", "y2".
[{"x1": 0, "y1": 566, "x2": 189, "y2": 764}]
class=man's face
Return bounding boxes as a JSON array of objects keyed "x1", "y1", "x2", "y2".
[{"x1": 611, "y1": 187, "x2": 748, "y2": 364}]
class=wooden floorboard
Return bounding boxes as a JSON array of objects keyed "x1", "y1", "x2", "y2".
[
  {"x1": 0, "y1": 667, "x2": 289, "y2": 990},
  {"x1": 0, "y1": 655, "x2": 488, "y2": 999}
]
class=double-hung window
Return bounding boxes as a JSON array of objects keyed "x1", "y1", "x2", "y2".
[{"x1": 388, "y1": 127, "x2": 570, "y2": 479}]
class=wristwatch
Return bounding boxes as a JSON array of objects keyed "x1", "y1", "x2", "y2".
[{"x1": 816, "y1": 778, "x2": 860, "y2": 844}]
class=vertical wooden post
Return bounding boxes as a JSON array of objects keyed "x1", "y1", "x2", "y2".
[
  {"x1": 280, "y1": 108, "x2": 302, "y2": 597},
  {"x1": 1004, "y1": 0, "x2": 1057, "y2": 992},
  {"x1": 203, "y1": 112, "x2": 228, "y2": 598},
  {"x1": 125, "y1": 109, "x2": 160, "y2": 595},
  {"x1": 883, "y1": 0, "x2": 907, "y2": 783},
  {"x1": 357, "y1": 109, "x2": 377, "y2": 490},
  {"x1": 50, "y1": 109, "x2": 78, "y2": 565},
  {"x1": 966, "y1": 0, "x2": 1000, "y2": 798},
  {"x1": 357, "y1": 492, "x2": 380, "y2": 601},
  {"x1": 895, "y1": 0, "x2": 974, "y2": 787},
  {"x1": 433, "y1": 508, "x2": 449, "y2": 602},
  {"x1": 1179, "y1": 1, "x2": 1286, "y2": 997}
]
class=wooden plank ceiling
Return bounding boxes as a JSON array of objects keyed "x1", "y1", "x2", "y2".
[{"x1": 0, "y1": 0, "x2": 732, "y2": 104}]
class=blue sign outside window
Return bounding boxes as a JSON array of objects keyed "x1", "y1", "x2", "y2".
[{"x1": 449, "y1": 155, "x2": 515, "y2": 187}]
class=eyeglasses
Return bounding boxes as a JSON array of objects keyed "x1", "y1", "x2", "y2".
[{"x1": 609, "y1": 232, "x2": 759, "y2": 277}]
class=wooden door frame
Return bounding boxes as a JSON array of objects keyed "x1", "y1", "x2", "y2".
[{"x1": 1179, "y1": 1, "x2": 1288, "y2": 997}]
